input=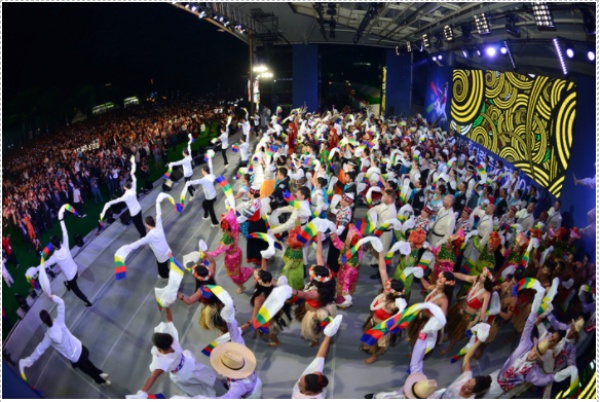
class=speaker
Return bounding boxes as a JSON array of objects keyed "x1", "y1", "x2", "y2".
[
  {"x1": 119, "y1": 209, "x2": 132, "y2": 225},
  {"x1": 163, "y1": 179, "x2": 174, "y2": 192},
  {"x1": 74, "y1": 233, "x2": 84, "y2": 247}
]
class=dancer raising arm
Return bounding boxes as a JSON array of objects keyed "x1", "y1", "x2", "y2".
[{"x1": 100, "y1": 156, "x2": 146, "y2": 238}]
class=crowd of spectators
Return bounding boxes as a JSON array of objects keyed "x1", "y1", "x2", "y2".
[{"x1": 2, "y1": 97, "x2": 227, "y2": 253}]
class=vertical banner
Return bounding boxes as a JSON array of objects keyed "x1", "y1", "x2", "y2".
[
  {"x1": 380, "y1": 66, "x2": 387, "y2": 119},
  {"x1": 424, "y1": 67, "x2": 452, "y2": 131}
]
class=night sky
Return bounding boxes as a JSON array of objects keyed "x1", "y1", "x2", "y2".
[{"x1": 3, "y1": 2, "x2": 249, "y2": 103}]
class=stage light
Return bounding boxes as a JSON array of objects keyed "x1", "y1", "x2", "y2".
[
  {"x1": 219, "y1": 16, "x2": 224, "y2": 23},
  {"x1": 462, "y1": 49, "x2": 469, "y2": 58},
  {"x1": 406, "y1": 41, "x2": 412, "y2": 53},
  {"x1": 474, "y1": 13, "x2": 491, "y2": 35},
  {"x1": 475, "y1": 48, "x2": 482, "y2": 57},
  {"x1": 224, "y1": 20, "x2": 230, "y2": 27},
  {"x1": 505, "y1": 41, "x2": 516, "y2": 70},
  {"x1": 253, "y1": 65, "x2": 268, "y2": 73},
  {"x1": 587, "y1": 50, "x2": 595, "y2": 61},
  {"x1": 395, "y1": 46, "x2": 400, "y2": 56},
  {"x1": 190, "y1": 5, "x2": 197, "y2": 12},
  {"x1": 432, "y1": 55, "x2": 438, "y2": 62},
  {"x1": 505, "y1": 15, "x2": 521, "y2": 38},
  {"x1": 438, "y1": 53, "x2": 443, "y2": 60},
  {"x1": 500, "y1": 46, "x2": 507, "y2": 55},
  {"x1": 485, "y1": 46, "x2": 496, "y2": 57},
  {"x1": 261, "y1": 72, "x2": 274, "y2": 79},
  {"x1": 422, "y1": 34, "x2": 430, "y2": 48},
  {"x1": 199, "y1": 11, "x2": 207, "y2": 18},
  {"x1": 552, "y1": 38, "x2": 568, "y2": 75},
  {"x1": 532, "y1": 2, "x2": 555, "y2": 30},
  {"x1": 444, "y1": 25, "x2": 454, "y2": 41},
  {"x1": 566, "y1": 47, "x2": 574, "y2": 59}
]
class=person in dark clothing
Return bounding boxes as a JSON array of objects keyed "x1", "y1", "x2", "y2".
[
  {"x1": 494, "y1": 188, "x2": 509, "y2": 218},
  {"x1": 409, "y1": 176, "x2": 427, "y2": 216},
  {"x1": 271, "y1": 167, "x2": 291, "y2": 210}
]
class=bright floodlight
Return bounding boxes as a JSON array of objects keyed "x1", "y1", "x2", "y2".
[
  {"x1": 500, "y1": 46, "x2": 507, "y2": 54},
  {"x1": 253, "y1": 65, "x2": 268, "y2": 73},
  {"x1": 438, "y1": 53, "x2": 443, "y2": 60},
  {"x1": 486, "y1": 46, "x2": 497, "y2": 57},
  {"x1": 261, "y1": 72, "x2": 274, "y2": 79},
  {"x1": 566, "y1": 48, "x2": 574, "y2": 59},
  {"x1": 432, "y1": 55, "x2": 437, "y2": 61},
  {"x1": 587, "y1": 50, "x2": 595, "y2": 61}
]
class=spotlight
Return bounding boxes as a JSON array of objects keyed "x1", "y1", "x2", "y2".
[
  {"x1": 219, "y1": 16, "x2": 224, "y2": 23},
  {"x1": 474, "y1": 13, "x2": 491, "y2": 35},
  {"x1": 505, "y1": 41, "x2": 516, "y2": 70},
  {"x1": 505, "y1": 15, "x2": 521, "y2": 38},
  {"x1": 406, "y1": 41, "x2": 412, "y2": 53},
  {"x1": 475, "y1": 48, "x2": 482, "y2": 57},
  {"x1": 500, "y1": 46, "x2": 507, "y2": 55},
  {"x1": 422, "y1": 34, "x2": 430, "y2": 48},
  {"x1": 224, "y1": 20, "x2": 230, "y2": 27},
  {"x1": 438, "y1": 53, "x2": 443, "y2": 60},
  {"x1": 532, "y1": 2, "x2": 555, "y2": 31},
  {"x1": 462, "y1": 49, "x2": 470, "y2": 58},
  {"x1": 566, "y1": 47, "x2": 574, "y2": 59},
  {"x1": 432, "y1": 55, "x2": 438, "y2": 62},
  {"x1": 485, "y1": 46, "x2": 496, "y2": 57},
  {"x1": 587, "y1": 50, "x2": 595, "y2": 62},
  {"x1": 199, "y1": 11, "x2": 207, "y2": 18},
  {"x1": 395, "y1": 46, "x2": 400, "y2": 56},
  {"x1": 184, "y1": 3, "x2": 190, "y2": 9},
  {"x1": 190, "y1": 5, "x2": 197, "y2": 12},
  {"x1": 552, "y1": 38, "x2": 568, "y2": 75},
  {"x1": 444, "y1": 25, "x2": 454, "y2": 41}
]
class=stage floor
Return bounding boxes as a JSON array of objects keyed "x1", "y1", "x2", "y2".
[{"x1": 4, "y1": 133, "x2": 537, "y2": 399}]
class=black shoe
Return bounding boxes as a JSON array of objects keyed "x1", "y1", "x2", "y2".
[
  {"x1": 85, "y1": 302, "x2": 93, "y2": 307},
  {"x1": 364, "y1": 394, "x2": 375, "y2": 399},
  {"x1": 370, "y1": 273, "x2": 381, "y2": 280},
  {"x1": 64, "y1": 281, "x2": 71, "y2": 291}
]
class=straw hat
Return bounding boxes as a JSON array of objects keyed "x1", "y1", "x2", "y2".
[
  {"x1": 404, "y1": 372, "x2": 438, "y2": 399},
  {"x1": 572, "y1": 317, "x2": 584, "y2": 333},
  {"x1": 535, "y1": 338, "x2": 552, "y2": 357},
  {"x1": 210, "y1": 342, "x2": 257, "y2": 379}
]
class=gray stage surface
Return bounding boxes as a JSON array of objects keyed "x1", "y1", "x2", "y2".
[{"x1": 3, "y1": 132, "x2": 529, "y2": 399}]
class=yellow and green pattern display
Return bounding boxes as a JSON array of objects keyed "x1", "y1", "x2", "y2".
[{"x1": 450, "y1": 70, "x2": 576, "y2": 197}]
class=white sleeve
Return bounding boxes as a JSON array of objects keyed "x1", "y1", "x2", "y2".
[{"x1": 301, "y1": 357, "x2": 325, "y2": 377}]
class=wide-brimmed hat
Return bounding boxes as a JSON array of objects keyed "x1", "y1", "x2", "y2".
[
  {"x1": 210, "y1": 342, "x2": 257, "y2": 379},
  {"x1": 404, "y1": 372, "x2": 438, "y2": 399}
]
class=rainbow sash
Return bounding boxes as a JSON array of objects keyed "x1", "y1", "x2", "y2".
[
  {"x1": 355, "y1": 216, "x2": 376, "y2": 236},
  {"x1": 215, "y1": 176, "x2": 234, "y2": 199},
  {"x1": 162, "y1": 166, "x2": 172, "y2": 180},
  {"x1": 232, "y1": 144, "x2": 240, "y2": 153},
  {"x1": 296, "y1": 221, "x2": 318, "y2": 244}
]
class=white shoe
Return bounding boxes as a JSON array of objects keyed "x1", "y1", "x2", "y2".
[
  {"x1": 324, "y1": 315, "x2": 343, "y2": 337},
  {"x1": 337, "y1": 295, "x2": 353, "y2": 309},
  {"x1": 224, "y1": 164, "x2": 229, "y2": 168},
  {"x1": 203, "y1": 216, "x2": 210, "y2": 221},
  {"x1": 211, "y1": 224, "x2": 219, "y2": 228},
  {"x1": 100, "y1": 379, "x2": 111, "y2": 386},
  {"x1": 100, "y1": 373, "x2": 110, "y2": 380}
]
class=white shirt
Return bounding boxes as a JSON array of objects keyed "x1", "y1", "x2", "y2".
[
  {"x1": 292, "y1": 357, "x2": 326, "y2": 399},
  {"x1": 150, "y1": 322, "x2": 183, "y2": 372},
  {"x1": 239, "y1": 142, "x2": 250, "y2": 162},
  {"x1": 128, "y1": 216, "x2": 170, "y2": 263},
  {"x1": 189, "y1": 175, "x2": 217, "y2": 200},
  {"x1": 72, "y1": 188, "x2": 82, "y2": 203},
  {"x1": 219, "y1": 132, "x2": 229, "y2": 149},
  {"x1": 103, "y1": 187, "x2": 142, "y2": 217},
  {"x1": 26, "y1": 296, "x2": 82, "y2": 364},
  {"x1": 43, "y1": 221, "x2": 78, "y2": 281},
  {"x1": 438, "y1": 371, "x2": 474, "y2": 399},
  {"x1": 429, "y1": 207, "x2": 456, "y2": 247},
  {"x1": 170, "y1": 154, "x2": 193, "y2": 178}
]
